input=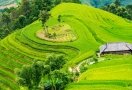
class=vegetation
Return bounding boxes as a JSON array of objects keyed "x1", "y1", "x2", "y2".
[
  {"x1": 102, "y1": 0, "x2": 132, "y2": 20},
  {"x1": 36, "y1": 23, "x2": 77, "y2": 42},
  {"x1": 15, "y1": 55, "x2": 71, "y2": 90},
  {"x1": 1, "y1": 2, "x2": 132, "y2": 90},
  {"x1": 0, "y1": 0, "x2": 81, "y2": 40},
  {"x1": 66, "y1": 55, "x2": 132, "y2": 90}
]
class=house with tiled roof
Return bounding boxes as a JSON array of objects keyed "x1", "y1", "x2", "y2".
[{"x1": 100, "y1": 42, "x2": 132, "y2": 55}]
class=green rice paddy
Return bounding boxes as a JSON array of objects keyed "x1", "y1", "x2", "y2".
[{"x1": 1, "y1": 3, "x2": 132, "y2": 89}]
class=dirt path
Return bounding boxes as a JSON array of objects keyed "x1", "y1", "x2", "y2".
[{"x1": 69, "y1": 57, "x2": 105, "y2": 73}]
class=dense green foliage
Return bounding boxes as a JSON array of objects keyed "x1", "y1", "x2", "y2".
[
  {"x1": 102, "y1": 0, "x2": 132, "y2": 20},
  {"x1": 1, "y1": 3, "x2": 132, "y2": 89},
  {"x1": 15, "y1": 55, "x2": 71, "y2": 90}
]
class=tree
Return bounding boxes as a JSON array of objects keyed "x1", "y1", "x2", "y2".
[
  {"x1": 53, "y1": 32, "x2": 57, "y2": 38},
  {"x1": 114, "y1": 0, "x2": 121, "y2": 7},
  {"x1": 12, "y1": 19, "x2": 21, "y2": 30},
  {"x1": 45, "y1": 54, "x2": 66, "y2": 71},
  {"x1": 41, "y1": 70, "x2": 72, "y2": 90},
  {"x1": 126, "y1": 4, "x2": 132, "y2": 19},
  {"x1": 73, "y1": 0, "x2": 81, "y2": 3},
  {"x1": 15, "y1": 60, "x2": 45, "y2": 89},
  {"x1": 18, "y1": 15, "x2": 26, "y2": 28},
  {"x1": 2, "y1": 12, "x2": 11, "y2": 28},
  {"x1": 108, "y1": 3, "x2": 116, "y2": 14},
  {"x1": 102, "y1": 0, "x2": 132, "y2": 20},
  {"x1": 19, "y1": 0, "x2": 31, "y2": 18},
  {"x1": 32, "y1": 60, "x2": 45, "y2": 89},
  {"x1": 15, "y1": 65, "x2": 33, "y2": 89},
  {"x1": 54, "y1": 0, "x2": 61, "y2": 5},
  {"x1": 43, "y1": 0, "x2": 53, "y2": 11},
  {"x1": 58, "y1": 15, "x2": 61, "y2": 23},
  {"x1": 39, "y1": 10, "x2": 51, "y2": 36},
  {"x1": 15, "y1": 55, "x2": 70, "y2": 90}
]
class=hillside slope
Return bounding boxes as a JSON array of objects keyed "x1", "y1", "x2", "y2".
[
  {"x1": 1, "y1": 3, "x2": 132, "y2": 89},
  {"x1": 66, "y1": 55, "x2": 132, "y2": 90}
]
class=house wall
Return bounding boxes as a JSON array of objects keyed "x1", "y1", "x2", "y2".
[{"x1": 102, "y1": 50, "x2": 131, "y2": 55}]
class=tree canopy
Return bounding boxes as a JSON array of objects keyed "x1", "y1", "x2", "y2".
[
  {"x1": 102, "y1": 0, "x2": 132, "y2": 20},
  {"x1": 15, "y1": 54, "x2": 70, "y2": 90}
]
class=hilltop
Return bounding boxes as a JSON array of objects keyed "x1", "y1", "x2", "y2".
[{"x1": 1, "y1": 3, "x2": 132, "y2": 89}]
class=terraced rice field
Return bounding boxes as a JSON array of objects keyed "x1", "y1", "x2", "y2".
[
  {"x1": 66, "y1": 55, "x2": 132, "y2": 90},
  {"x1": 1, "y1": 3, "x2": 132, "y2": 89}
]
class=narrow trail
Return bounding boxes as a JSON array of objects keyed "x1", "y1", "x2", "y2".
[{"x1": 69, "y1": 57, "x2": 105, "y2": 73}]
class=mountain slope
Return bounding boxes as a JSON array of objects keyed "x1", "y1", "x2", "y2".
[
  {"x1": 81, "y1": 0, "x2": 132, "y2": 7},
  {"x1": 1, "y1": 3, "x2": 132, "y2": 89}
]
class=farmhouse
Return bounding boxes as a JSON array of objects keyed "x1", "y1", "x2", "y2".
[{"x1": 100, "y1": 42, "x2": 132, "y2": 55}]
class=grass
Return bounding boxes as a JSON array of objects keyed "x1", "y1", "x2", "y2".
[
  {"x1": 79, "y1": 55, "x2": 132, "y2": 81},
  {"x1": 1, "y1": 3, "x2": 132, "y2": 89},
  {"x1": 65, "y1": 55, "x2": 132, "y2": 90},
  {"x1": 65, "y1": 80, "x2": 132, "y2": 90},
  {"x1": 36, "y1": 23, "x2": 77, "y2": 42}
]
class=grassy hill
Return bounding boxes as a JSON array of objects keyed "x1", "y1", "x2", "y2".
[{"x1": 1, "y1": 3, "x2": 132, "y2": 89}]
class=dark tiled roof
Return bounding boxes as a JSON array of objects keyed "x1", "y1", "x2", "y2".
[{"x1": 100, "y1": 42, "x2": 132, "y2": 54}]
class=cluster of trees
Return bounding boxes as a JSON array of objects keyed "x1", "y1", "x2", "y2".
[
  {"x1": 0, "y1": 0, "x2": 81, "y2": 40},
  {"x1": 102, "y1": 0, "x2": 132, "y2": 20},
  {"x1": 15, "y1": 54, "x2": 72, "y2": 90}
]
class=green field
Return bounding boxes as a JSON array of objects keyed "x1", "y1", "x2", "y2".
[
  {"x1": 1, "y1": 3, "x2": 132, "y2": 89},
  {"x1": 66, "y1": 55, "x2": 132, "y2": 90}
]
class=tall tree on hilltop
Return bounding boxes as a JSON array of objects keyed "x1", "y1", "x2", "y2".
[
  {"x1": 39, "y1": 10, "x2": 51, "y2": 37},
  {"x1": 108, "y1": 3, "x2": 116, "y2": 14},
  {"x1": 114, "y1": 0, "x2": 121, "y2": 7},
  {"x1": 126, "y1": 4, "x2": 132, "y2": 19}
]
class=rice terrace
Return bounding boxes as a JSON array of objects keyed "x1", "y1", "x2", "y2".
[
  {"x1": 37, "y1": 23, "x2": 77, "y2": 42},
  {"x1": 1, "y1": 0, "x2": 132, "y2": 90}
]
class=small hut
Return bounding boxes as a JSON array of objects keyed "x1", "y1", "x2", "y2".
[{"x1": 100, "y1": 42, "x2": 132, "y2": 55}]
